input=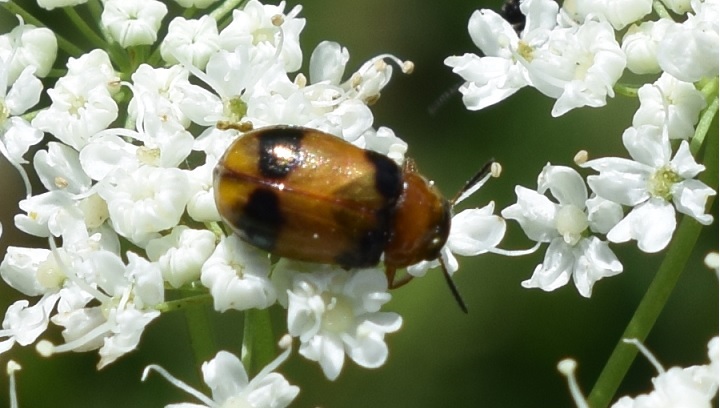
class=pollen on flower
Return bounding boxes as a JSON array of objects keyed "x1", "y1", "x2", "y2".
[
  {"x1": 5, "y1": 360, "x2": 21, "y2": 375},
  {"x1": 54, "y1": 176, "x2": 69, "y2": 189},
  {"x1": 373, "y1": 59, "x2": 388, "y2": 72},
  {"x1": 136, "y1": 146, "x2": 161, "y2": 166},
  {"x1": 401, "y1": 60, "x2": 414, "y2": 74},
  {"x1": 574, "y1": 150, "x2": 588, "y2": 165},
  {"x1": 271, "y1": 14, "x2": 285, "y2": 27},
  {"x1": 223, "y1": 96, "x2": 248, "y2": 123},
  {"x1": 294, "y1": 73, "x2": 307, "y2": 87},
  {"x1": 491, "y1": 162, "x2": 502, "y2": 178},
  {"x1": 517, "y1": 40, "x2": 534, "y2": 62},
  {"x1": 36, "y1": 340, "x2": 55, "y2": 357},
  {"x1": 648, "y1": 165, "x2": 682, "y2": 201}
]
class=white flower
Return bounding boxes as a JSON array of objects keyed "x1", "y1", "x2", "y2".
[
  {"x1": 0, "y1": 295, "x2": 59, "y2": 354},
  {"x1": 306, "y1": 41, "x2": 408, "y2": 126},
  {"x1": 632, "y1": 73, "x2": 706, "y2": 140},
  {"x1": 128, "y1": 64, "x2": 193, "y2": 128},
  {"x1": 32, "y1": 73, "x2": 118, "y2": 150},
  {"x1": 101, "y1": 0, "x2": 168, "y2": 48},
  {"x1": 273, "y1": 262, "x2": 402, "y2": 380},
  {"x1": 39, "y1": 249, "x2": 163, "y2": 369},
  {"x1": 622, "y1": 19, "x2": 674, "y2": 75},
  {"x1": 34, "y1": 142, "x2": 92, "y2": 195},
  {"x1": 582, "y1": 125, "x2": 716, "y2": 252},
  {"x1": 97, "y1": 166, "x2": 191, "y2": 246},
  {"x1": 219, "y1": 0, "x2": 306, "y2": 72},
  {"x1": 142, "y1": 339, "x2": 298, "y2": 408},
  {"x1": 502, "y1": 164, "x2": 623, "y2": 297},
  {"x1": 179, "y1": 44, "x2": 294, "y2": 127},
  {"x1": 160, "y1": 15, "x2": 220, "y2": 70},
  {"x1": 146, "y1": 226, "x2": 216, "y2": 288},
  {"x1": 657, "y1": 0, "x2": 719, "y2": 83},
  {"x1": 65, "y1": 49, "x2": 120, "y2": 94},
  {"x1": 0, "y1": 23, "x2": 57, "y2": 82},
  {"x1": 611, "y1": 338, "x2": 719, "y2": 407},
  {"x1": 0, "y1": 64, "x2": 43, "y2": 165},
  {"x1": 200, "y1": 235, "x2": 276, "y2": 312},
  {"x1": 444, "y1": 0, "x2": 558, "y2": 111},
  {"x1": 527, "y1": 20, "x2": 626, "y2": 116},
  {"x1": 562, "y1": 0, "x2": 653, "y2": 30}
]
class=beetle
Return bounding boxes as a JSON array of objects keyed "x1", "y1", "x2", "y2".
[{"x1": 213, "y1": 124, "x2": 491, "y2": 312}]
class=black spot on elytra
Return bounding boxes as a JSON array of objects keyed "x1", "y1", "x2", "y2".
[
  {"x1": 364, "y1": 150, "x2": 403, "y2": 200},
  {"x1": 334, "y1": 225, "x2": 387, "y2": 268},
  {"x1": 258, "y1": 128, "x2": 304, "y2": 179},
  {"x1": 238, "y1": 189, "x2": 284, "y2": 251},
  {"x1": 334, "y1": 200, "x2": 395, "y2": 268}
]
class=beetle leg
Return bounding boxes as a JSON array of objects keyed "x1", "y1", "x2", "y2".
[{"x1": 385, "y1": 267, "x2": 414, "y2": 289}]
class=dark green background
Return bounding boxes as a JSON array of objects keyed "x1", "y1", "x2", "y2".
[{"x1": 0, "y1": 1, "x2": 717, "y2": 407}]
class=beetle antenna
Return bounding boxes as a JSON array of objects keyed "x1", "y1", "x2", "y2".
[
  {"x1": 450, "y1": 159, "x2": 498, "y2": 206},
  {"x1": 439, "y1": 256, "x2": 468, "y2": 314}
]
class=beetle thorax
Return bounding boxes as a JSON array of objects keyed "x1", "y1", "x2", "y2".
[{"x1": 384, "y1": 171, "x2": 451, "y2": 269}]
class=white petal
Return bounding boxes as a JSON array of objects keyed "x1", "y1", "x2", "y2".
[
  {"x1": 299, "y1": 334, "x2": 345, "y2": 381},
  {"x1": 607, "y1": 198, "x2": 676, "y2": 253},
  {"x1": 622, "y1": 125, "x2": 671, "y2": 168},
  {"x1": 537, "y1": 164, "x2": 588, "y2": 208},
  {"x1": 1, "y1": 117, "x2": 44, "y2": 164},
  {"x1": 448, "y1": 204, "x2": 506, "y2": 256},
  {"x1": 309, "y1": 41, "x2": 348, "y2": 85},
  {"x1": 5, "y1": 66, "x2": 42, "y2": 115},
  {"x1": 34, "y1": 142, "x2": 91, "y2": 194},
  {"x1": 672, "y1": 179, "x2": 716, "y2": 225},
  {"x1": 586, "y1": 170, "x2": 650, "y2": 206},
  {"x1": 501, "y1": 186, "x2": 559, "y2": 242},
  {"x1": 671, "y1": 141, "x2": 705, "y2": 179},
  {"x1": 202, "y1": 351, "x2": 249, "y2": 402},
  {"x1": 521, "y1": 237, "x2": 574, "y2": 292},
  {"x1": 467, "y1": 9, "x2": 518, "y2": 58},
  {"x1": 586, "y1": 195, "x2": 624, "y2": 234},
  {"x1": 572, "y1": 237, "x2": 622, "y2": 297}
]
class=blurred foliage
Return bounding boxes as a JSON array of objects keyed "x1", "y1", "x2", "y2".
[{"x1": 0, "y1": 0, "x2": 717, "y2": 407}]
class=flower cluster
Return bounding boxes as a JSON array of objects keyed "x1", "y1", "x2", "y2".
[
  {"x1": 449, "y1": 0, "x2": 717, "y2": 405},
  {"x1": 0, "y1": 0, "x2": 508, "y2": 405},
  {"x1": 559, "y1": 335, "x2": 719, "y2": 408},
  {"x1": 449, "y1": 0, "x2": 717, "y2": 297}
]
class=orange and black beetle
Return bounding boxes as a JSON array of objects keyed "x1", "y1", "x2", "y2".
[{"x1": 214, "y1": 125, "x2": 489, "y2": 312}]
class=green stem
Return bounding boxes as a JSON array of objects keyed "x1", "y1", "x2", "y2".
[
  {"x1": 690, "y1": 78, "x2": 719, "y2": 155},
  {"x1": 241, "y1": 308, "x2": 275, "y2": 377},
  {"x1": 2, "y1": 1, "x2": 84, "y2": 56},
  {"x1": 652, "y1": 0, "x2": 672, "y2": 19},
  {"x1": 210, "y1": 0, "x2": 248, "y2": 23},
  {"x1": 587, "y1": 113, "x2": 718, "y2": 408},
  {"x1": 613, "y1": 83, "x2": 639, "y2": 98},
  {"x1": 62, "y1": 6, "x2": 107, "y2": 50},
  {"x1": 154, "y1": 294, "x2": 214, "y2": 312},
  {"x1": 183, "y1": 302, "x2": 218, "y2": 380}
]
